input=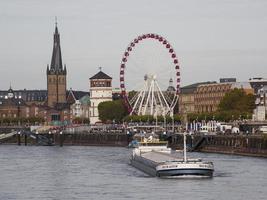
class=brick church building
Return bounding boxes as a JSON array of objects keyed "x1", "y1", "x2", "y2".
[
  {"x1": 42, "y1": 23, "x2": 71, "y2": 123},
  {"x1": 0, "y1": 22, "x2": 119, "y2": 125},
  {"x1": 0, "y1": 23, "x2": 88, "y2": 124}
]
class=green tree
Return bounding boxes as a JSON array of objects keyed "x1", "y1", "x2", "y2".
[
  {"x1": 98, "y1": 100, "x2": 128, "y2": 123},
  {"x1": 218, "y1": 88, "x2": 255, "y2": 113},
  {"x1": 186, "y1": 89, "x2": 255, "y2": 122}
]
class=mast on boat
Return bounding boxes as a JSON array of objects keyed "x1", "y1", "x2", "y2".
[{"x1": 183, "y1": 132, "x2": 187, "y2": 163}]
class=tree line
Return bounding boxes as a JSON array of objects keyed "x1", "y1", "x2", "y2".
[
  {"x1": 98, "y1": 88, "x2": 256, "y2": 123},
  {"x1": 0, "y1": 117, "x2": 45, "y2": 126}
]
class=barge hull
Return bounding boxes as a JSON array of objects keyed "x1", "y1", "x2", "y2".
[
  {"x1": 157, "y1": 168, "x2": 213, "y2": 177},
  {"x1": 130, "y1": 159, "x2": 157, "y2": 177}
]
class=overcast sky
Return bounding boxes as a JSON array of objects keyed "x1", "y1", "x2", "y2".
[{"x1": 0, "y1": 0, "x2": 267, "y2": 91}]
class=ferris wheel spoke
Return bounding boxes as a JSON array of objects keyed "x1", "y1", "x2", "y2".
[{"x1": 156, "y1": 87, "x2": 165, "y2": 112}]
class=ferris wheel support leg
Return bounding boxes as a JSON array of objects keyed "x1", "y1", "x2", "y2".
[
  {"x1": 143, "y1": 81, "x2": 153, "y2": 115},
  {"x1": 156, "y1": 87, "x2": 165, "y2": 114},
  {"x1": 155, "y1": 81, "x2": 170, "y2": 112},
  {"x1": 138, "y1": 81, "x2": 148, "y2": 115},
  {"x1": 129, "y1": 91, "x2": 141, "y2": 106},
  {"x1": 137, "y1": 90, "x2": 145, "y2": 115},
  {"x1": 170, "y1": 95, "x2": 179, "y2": 112},
  {"x1": 131, "y1": 84, "x2": 146, "y2": 115},
  {"x1": 150, "y1": 80, "x2": 156, "y2": 116}
]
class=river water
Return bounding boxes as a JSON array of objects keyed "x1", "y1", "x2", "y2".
[{"x1": 0, "y1": 145, "x2": 266, "y2": 200}]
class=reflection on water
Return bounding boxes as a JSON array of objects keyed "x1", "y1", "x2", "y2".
[{"x1": 0, "y1": 145, "x2": 266, "y2": 200}]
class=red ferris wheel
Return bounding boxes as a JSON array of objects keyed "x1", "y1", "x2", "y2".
[{"x1": 119, "y1": 33, "x2": 181, "y2": 116}]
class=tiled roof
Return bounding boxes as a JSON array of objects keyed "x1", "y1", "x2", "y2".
[
  {"x1": 89, "y1": 71, "x2": 112, "y2": 80},
  {"x1": 0, "y1": 98, "x2": 27, "y2": 107},
  {"x1": 72, "y1": 91, "x2": 89, "y2": 100},
  {"x1": 180, "y1": 81, "x2": 216, "y2": 94},
  {"x1": 0, "y1": 90, "x2": 47, "y2": 102}
]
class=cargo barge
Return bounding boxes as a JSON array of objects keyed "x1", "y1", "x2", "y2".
[{"x1": 130, "y1": 134, "x2": 214, "y2": 178}]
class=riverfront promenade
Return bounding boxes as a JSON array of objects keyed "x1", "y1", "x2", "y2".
[{"x1": 1, "y1": 125, "x2": 267, "y2": 158}]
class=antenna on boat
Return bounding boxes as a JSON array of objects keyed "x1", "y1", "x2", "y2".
[
  {"x1": 162, "y1": 110, "x2": 166, "y2": 134},
  {"x1": 155, "y1": 106, "x2": 159, "y2": 133}
]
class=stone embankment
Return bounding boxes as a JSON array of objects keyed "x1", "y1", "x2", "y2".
[
  {"x1": 169, "y1": 134, "x2": 267, "y2": 157},
  {"x1": 0, "y1": 130, "x2": 132, "y2": 147},
  {"x1": 54, "y1": 132, "x2": 131, "y2": 146}
]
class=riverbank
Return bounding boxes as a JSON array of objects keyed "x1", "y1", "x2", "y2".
[
  {"x1": 0, "y1": 132, "x2": 132, "y2": 147},
  {"x1": 200, "y1": 148, "x2": 267, "y2": 158},
  {"x1": 2, "y1": 130, "x2": 267, "y2": 158},
  {"x1": 169, "y1": 134, "x2": 267, "y2": 158}
]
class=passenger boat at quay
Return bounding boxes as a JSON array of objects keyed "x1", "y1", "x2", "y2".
[{"x1": 130, "y1": 133, "x2": 214, "y2": 178}]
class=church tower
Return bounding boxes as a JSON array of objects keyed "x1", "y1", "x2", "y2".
[{"x1": 47, "y1": 23, "x2": 67, "y2": 107}]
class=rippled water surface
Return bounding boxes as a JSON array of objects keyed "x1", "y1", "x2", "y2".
[{"x1": 0, "y1": 145, "x2": 266, "y2": 200}]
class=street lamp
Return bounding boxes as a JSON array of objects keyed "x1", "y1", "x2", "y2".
[
  {"x1": 17, "y1": 101, "x2": 21, "y2": 126},
  {"x1": 17, "y1": 131, "x2": 21, "y2": 145},
  {"x1": 36, "y1": 131, "x2": 39, "y2": 145}
]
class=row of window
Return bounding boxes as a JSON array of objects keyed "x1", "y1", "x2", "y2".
[
  {"x1": 1, "y1": 113, "x2": 30, "y2": 118},
  {"x1": 91, "y1": 81, "x2": 111, "y2": 87},
  {"x1": 195, "y1": 92, "x2": 225, "y2": 98},
  {"x1": 48, "y1": 77, "x2": 65, "y2": 84}
]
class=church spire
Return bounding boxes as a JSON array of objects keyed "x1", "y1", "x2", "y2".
[
  {"x1": 47, "y1": 19, "x2": 67, "y2": 108},
  {"x1": 50, "y1": 20, "x2": 63, "y2": 72}
]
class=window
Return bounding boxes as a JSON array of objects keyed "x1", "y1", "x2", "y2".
[{"x1": 51, "y1": 114, "x2": 60, "y2": 121}]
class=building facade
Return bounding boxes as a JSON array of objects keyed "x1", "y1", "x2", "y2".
[
  {"x1": 179, "y1": 82, "x2": 216, "y2": 114},
  {"x1": 194, "y1": 82, "x2": 254, "y2": 113},
  {"x1": 67, "y1": 89, "x2": 90, "y2": 121},
  {"x1": 0, "y1": 88, "x2": 27, "y2": 119},
  {"x1": 195, "y1": 83, "x2": 232, "y2": 113},
  {"x1": 89, "y1": 70, "x2": 112, "y2": 124},
  {"x1": 0, "y1": 87, "x2": 41, "y2": 121}
]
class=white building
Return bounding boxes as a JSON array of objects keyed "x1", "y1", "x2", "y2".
[
  {"x1": 67, "y1": 89, "x2": 90, "y2": 122},
  {"x1": 89, "y1": 70, "x2": 112, "y2": 124}
]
